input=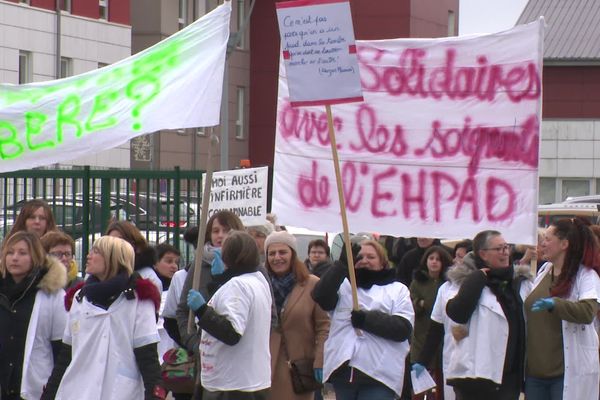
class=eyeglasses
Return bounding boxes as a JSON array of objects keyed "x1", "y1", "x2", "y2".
[
  {"x1": 482, "y1": 244, "x2": 510, "y2": 253},
  {"x1": 49, "y1": 251, "x2": 73, "y2": 259}
]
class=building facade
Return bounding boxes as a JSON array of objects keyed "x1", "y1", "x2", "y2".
[
  {"x1": 0, "y1": 0, "x2": 132, "y2": 168},
  {"x1": 518, "y1": 0, "x2": 600, "y2": 203},
  {"x1": 129, "y1": 0, "x2": 250, "y2": 171}
]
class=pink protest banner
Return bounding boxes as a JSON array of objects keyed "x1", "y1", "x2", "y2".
[{"x1": 272, "y1": 19, "x2": 544, "y2": 245}]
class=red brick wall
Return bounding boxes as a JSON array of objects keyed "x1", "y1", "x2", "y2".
[
  {"x1": 72, "y1": 0, "x2": 99, "y2": 19},
  {"x1": 30, "y1": 0, "x2": 56, "y2": 10},
  {"x1": 108, "y1": 0, "x2": 129, "y2": 25},
  {"x1": 543, "y1": 66, "x2": 600, "y2": 118}
]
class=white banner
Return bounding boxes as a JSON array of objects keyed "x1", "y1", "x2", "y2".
[
  {"x1": 273, "y1": 20, "x2": 544, "y2": 245},
  {"x1": 0, "y1": 2, "x2": 231, "y2": 172},
  {"x1": 203, "y1": 167, "x2": 268, "y2": 226}
]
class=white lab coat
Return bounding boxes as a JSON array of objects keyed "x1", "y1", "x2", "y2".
[
  {"x1": 55, "y1": 291, "x2": 160, "y2": 400},
  {"x1": 446, "y1": 275, "x2": 532, "y2": 384},
  {"x1": 323, "y1": 278, "x2": 414, "y2": 396},
  {"x1": 21, "y1": 289, "x2": 67, "y2": 400},
  {"x1": 429, "y1": 281, "x2": 459, "y2": 400},
  {"x1": 530, "y1": 263, "x2": 600, "y2": 400}
]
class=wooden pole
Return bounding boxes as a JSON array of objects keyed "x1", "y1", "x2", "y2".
[
  {"x1": 325, "y1": 105, "x2": 359, "y2": 310},
  {"x1": 188, "y1": 133, "x2": 219, "y2": 334}
]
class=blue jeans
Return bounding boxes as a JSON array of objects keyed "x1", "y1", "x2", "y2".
[
  {"x1": 332, "y1": 381, "x2": 396, "y2": 400},
  {"x1": 525, "y1": 376, "x2": 564, "y2": 400}
]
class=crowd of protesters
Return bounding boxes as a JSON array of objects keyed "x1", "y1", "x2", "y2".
[{"x1": 2, "y1": 198, "x2": 600, "y2": 400}]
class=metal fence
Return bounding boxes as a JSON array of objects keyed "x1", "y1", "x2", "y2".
[{"x1": 0, "y1": 167, "x2": 204, "y2": 268}]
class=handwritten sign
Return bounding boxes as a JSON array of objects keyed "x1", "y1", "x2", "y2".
[
  {"x1": 0, "y1": 3, "x2": 230, "y2": 173},
  {"x1": 276, "y1": 0, "x2": 363, "y2": 106},
  {"x1": 202, "y1": 167, "x2": 268, "y2": 226},
  {"x1": 272, "y1": 20, "x2": 544, "y2": 245}
]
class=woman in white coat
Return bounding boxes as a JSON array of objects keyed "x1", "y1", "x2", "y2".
[
  {"x1": 524, "y1": 217, "x2": 600, "y2": 400},
  {"x1": 312, "y1": 239, "x2": 414, "y2": 399},
  {"x1": 0, "y1": 231, "x2": 67, "y2": 400},
  {"x1": 444, "y1": 230, "x2": 533, "y2": 400},
  {"x1": 187, "y1": 231, "x2": 272, "y2": 399},
  {"x1": 42, "y1": 236, "x2": 165, "y2": 400}
]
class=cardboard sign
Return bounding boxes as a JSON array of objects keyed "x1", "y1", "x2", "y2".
[
  {"x1": 202, "y1": 167, "x2": 268, "y2": 226},
  {"x1": 276, "y1": 0, "x2": 363, "y2": 106},
  {"x1": 272, "y1": 20, "x2": 544, "y2": 245}
]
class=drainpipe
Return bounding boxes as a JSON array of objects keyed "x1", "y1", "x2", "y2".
[{"x1": 55, "y1": 0, "x2": 61, "y2": 79}]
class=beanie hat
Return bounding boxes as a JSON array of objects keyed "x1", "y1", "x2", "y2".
[
  {"x1": 247, "y1": 221, "x2": 275, "y2": 238},
  {"x1": 264, "y1": 231, "x2": 297, "y2": 254}
]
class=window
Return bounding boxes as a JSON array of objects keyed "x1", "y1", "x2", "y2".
[
  {"x1": 196, "y1": 127, "x2": 206, "y2": 136},
  {"x1": 99, "y1": 0, "x2": 108, "y2": 20},
  {"x1": 561, "y1": 179, "x2": 590, "y2": 201},
  {"x1": 60, "y1": 57, "x2": 72, "y2": 79},
  {"x1": 236, "y1": 0, "x2": 245, "y2": 48},
  {"x1": 63, "y1": 0, "x2": 72, "y2": 12},
  {"x1": 98, "y1": 62, "x2": 109, "y2": 69},
  {"x1": 539, "y1": 178, "x2": 556, "y2": 204},
  {"x1": 447, "y1": 10, "x2": 456, "y2": 36},
  {"x1": 235, "y1": 87, "x2": 245, "y2": 139},
  {"x1": 179, "y1": 0, "x2": 187, "y2": 30},
  {"x1": 20, "y1": 0, "x2": 30, "y2": 4},
  {"x1": 18, "y1": 51, "x2": 32, "y2": 84}
]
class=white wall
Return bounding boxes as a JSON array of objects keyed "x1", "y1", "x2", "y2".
[
  {"x1": 540, "y1": 119, "x2": 600, "y2": 203},
  {"x1": 0, "y1": 1, "x2": 132, "y2": 169}
]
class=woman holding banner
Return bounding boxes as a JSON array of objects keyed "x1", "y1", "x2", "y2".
[
  {"x1": 445, "y1": 230, "x2": 533, "y2": 400},
  {"x1": 175, "y1": 210, "x2": 245, "y2": 355},
  {"x1": 524, "y1": 218, "x2": 600, "y2": 400},
  {"x1": 186, "y1": 231, "x2": 272, "y2": 399},
  {"x1": 265, "y1": 231, "x2": 330, "y2": 400},
  {"x1": 312, "y1": 239, "x2": 414, "y2": 399}
]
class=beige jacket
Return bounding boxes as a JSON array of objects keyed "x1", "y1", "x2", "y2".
[{"x1": 268, "y1": 275, "x2": 330, "y2": 400}]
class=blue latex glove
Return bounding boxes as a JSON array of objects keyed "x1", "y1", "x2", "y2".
[
  {"x1": 211, "y1": 248, "x2": 225, "y2": 276},
  {"x1": 314, "y1": 368, "x2": 323, "y2": 383},
  {"x1": 187, "y1": 289, "x2": 206, "y2": 311},
  {"x1": 531, "y1": 297, "x2": 555, "y2": 312},
  {"x1": 412, "y1": 363, "x2": 426, "y2": 377}
]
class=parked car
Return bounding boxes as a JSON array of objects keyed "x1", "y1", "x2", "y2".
[
  {"x1": 563, "y1": 194, "x2": 600, "y2": 204},
  {"x1": 5, "y1": 196, "x2": 137, "y2": 239},
  {"x1": 110, "y1": 193, "x2": 195, "y2": 230},
  {"x1": 538, "y1": 203, "x2": 600, "y2": 227}
]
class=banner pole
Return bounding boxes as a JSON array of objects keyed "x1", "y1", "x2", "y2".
[
  {"x1": 325, "y1": 104, "x2": 359, "y2": 311},
  {"x1": 188, "y1": 133, "x2": 219, "y2": 334}
]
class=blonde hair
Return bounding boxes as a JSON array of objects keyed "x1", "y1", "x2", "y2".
[
  {"x1": 360, "y1": 239, "x2": 390, "y2": 269},
  {"x1": 1, "y1": 231, "x2": 47, "y2": 278},
  {"x1": 92, "y1": 236, "x2": 135, "y2": 281}
]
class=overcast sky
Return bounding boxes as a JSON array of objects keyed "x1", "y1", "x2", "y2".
[{"x1": 459, "y1": 0, "x2": 529, "y2": 35}]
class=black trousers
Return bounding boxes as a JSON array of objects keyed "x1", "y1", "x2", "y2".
[
  {"x1": 452, "y1": 373, "x2": 521, "y2": 400},
  {"x1": 202, "y1": 388, "x2": 270, "y2": 400}
]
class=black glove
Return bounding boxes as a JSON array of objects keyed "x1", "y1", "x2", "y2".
[
  {"x1": 339, "y1": 240, "x2": 362, "y2": 268},
  {"x1": 351, "y1": 309, "x2": 367, "y2": 328}
]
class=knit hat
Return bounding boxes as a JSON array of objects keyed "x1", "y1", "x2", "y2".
[
  {"x1": 247, "y1": 221, "x2": 275, "y2": 238},
  {"x1": 264, "y1": 230, "x2": 297, "y2": 254}
]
